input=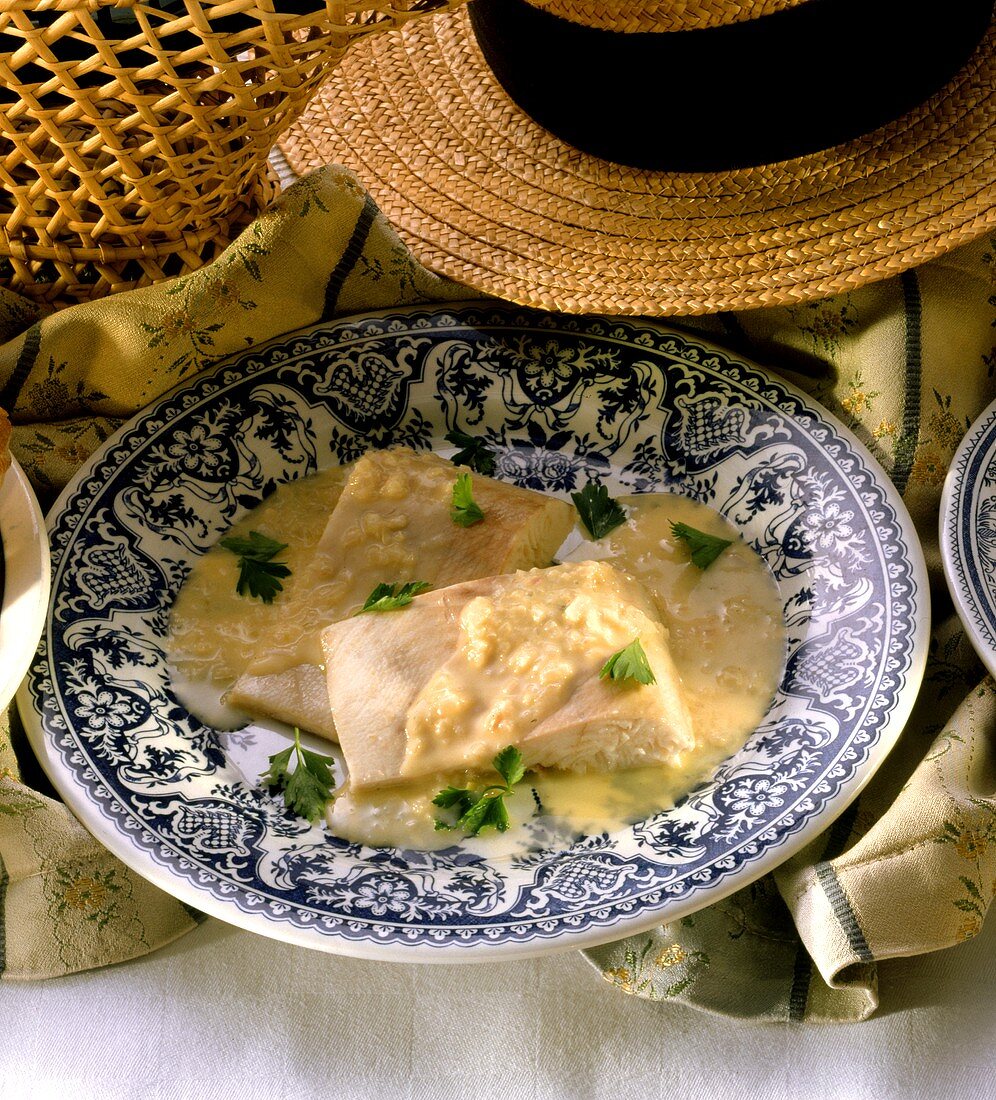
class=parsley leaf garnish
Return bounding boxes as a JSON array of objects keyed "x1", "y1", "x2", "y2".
[
  {"x1": 357, "y1": 580, "x2": 432, "y2": 614},
  {"x1": 261, "y1": 727, "x2": 335, "y2": 823},
  {"x1": 600, "y1": 639, "x2": 657, "y2": 686},
  {"x1": 445, "y1": 429, "x2": 497, "y2": 476},
  {"x1": 432, "y1": 745, "x2": 526, "y2": 836},
  {"x1": 451, "y1": 472, "x2": 485, "y2": 527},
  {"x1": 670, "y1": 521, "x2": 733, "y2": 569},
  {"x1": 493, "y1": 744, "x2": 526, "y2": 787},
  {"x1": 572, "y1": 482, "x2": 626, "y2": 540},
  {"x1": 220, "y1": 530, "x2": 291, "y2": 604}
]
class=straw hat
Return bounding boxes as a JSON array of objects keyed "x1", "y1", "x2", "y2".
[{"x1": 280, "y1": 0, "x2": 996, "y2": 315}]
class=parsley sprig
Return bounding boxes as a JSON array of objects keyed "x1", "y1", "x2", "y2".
[
  {"x1": 261, "y1": 727, "x2": 335, "y2": 823},
  {"x1": 600, "y1": 638, "x2": 657, "y2": 685},
  {"x1": 433, "y1": 746, "x2": 526, "y2": 836},
  {"x1": 670, "y1": 521, "x2": 733, "y2": 569},
  {"x1": 220, "y1": 530, "x2": 291, "y2": 604},
  {"x1": 451, "y1": 472, "x2": 485, "y2": 527},
  {"x1": 445, "y1": 429, "x2": 497, "y2": 476},
  {"x1": 357, "y1": 580, "x2": 432, "y2": 614},
  {"x1": 572, "y1": 482, "x2": 626, "y2": 540}
]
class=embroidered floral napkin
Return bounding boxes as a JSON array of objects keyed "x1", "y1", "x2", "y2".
[{"x1": 1, "y1": 165, "x2": 993, "y2": 1020}]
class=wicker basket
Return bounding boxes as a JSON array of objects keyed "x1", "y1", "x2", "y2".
[{"x1": 0, "y1": 0, "x2": 465, "y2": 306}]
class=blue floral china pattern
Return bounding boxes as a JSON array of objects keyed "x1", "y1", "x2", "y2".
[
  {"x1": 942, "y1": 396, "x2": 996, "y2": 678},
  {"x1": 20, "y1": 304, "x2": 928, "y2": 960}
]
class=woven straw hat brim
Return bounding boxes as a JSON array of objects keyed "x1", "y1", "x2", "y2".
[
  {"x1": 522, "y1": 0, "x2": 807, "y2": 33},
  {"x1": 280, "y1": 6, "x2": 996, "y2": 315}
]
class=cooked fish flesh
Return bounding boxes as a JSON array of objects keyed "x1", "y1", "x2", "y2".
[
  {"x1": 225, "y1": 664, "x2": 336, "y2": 740},
  {"x1": 227, "y1": 447, "x2": 574, "y2": 738},
  {"x1": 321, "y1": 560, "x2": 695, "y2": 789}
]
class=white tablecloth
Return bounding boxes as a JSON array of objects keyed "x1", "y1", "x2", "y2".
[{"x1": 4, "y1": 908, "x2": 995, "y2": 1099}]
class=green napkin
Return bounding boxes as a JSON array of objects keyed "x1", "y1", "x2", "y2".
[{"x1": 1, "y1": 166, "x2": 993, "y2": 1021}]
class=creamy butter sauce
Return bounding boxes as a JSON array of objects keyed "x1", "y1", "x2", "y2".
[
  {"x1": 167, "y1": 466, "x2": 786, "y2": 851},
  {"x1": 167, "y1": 466, "x2": 348, "y2": 726},
  {"x1": 575, "y1": 494, "x2": 785, "y2": 753},
  {"x1": 328, "y1": 772, "x2": 547, "y2": 853},
  {"x1": 542, "y1": 494, "x2": 785, "y2": 834}
]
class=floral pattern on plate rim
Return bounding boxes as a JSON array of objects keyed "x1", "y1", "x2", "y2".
[{"x1": 942, "y1": 397, "x2": 996, "y2": 679}]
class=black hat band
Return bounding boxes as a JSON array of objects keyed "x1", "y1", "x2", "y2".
[{"x1": 468, "y1": 0, "x2": 994, "y2": 171}]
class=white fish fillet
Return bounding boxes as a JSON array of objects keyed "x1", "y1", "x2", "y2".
[
  {"x1": 226, "y1": 447, "x2": 574, "y2": 737},
  {"x1": 322, "y1": 561, "x2": 695, "y2": 789},
  {"x1": 226, "y1": 665, "x2": 336, "y2": 740}
]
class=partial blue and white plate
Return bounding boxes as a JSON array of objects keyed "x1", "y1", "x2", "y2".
[
  {"x1": 1, "y1": 456, "x2": 49, "y2": 713},
  {"x1": 941, "y1": 396, "x2": 996, "y2": 677},
  {"x1": 19, "y1": 303, "x2": 928, "y2": 961}
]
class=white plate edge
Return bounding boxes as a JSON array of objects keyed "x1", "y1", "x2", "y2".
[{"x1": 0, "y1": 457, "x2": 50, "y2": 712}]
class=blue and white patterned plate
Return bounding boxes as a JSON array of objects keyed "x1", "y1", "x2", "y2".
[
  {"x1": 19, "y1": 304, "x2": 928, "y2": 960},
  {"x1": 941, "y1": 396, "x2": 996, "y2": 677}
]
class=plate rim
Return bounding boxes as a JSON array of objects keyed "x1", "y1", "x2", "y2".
[
  {"x1": 940, "y1": 394, "x2": 996, "y2": 678},
  {"x1": 18, "y1": 302, "x2": 930, "y2": 960},
  {"x1": 1, "y1": 456, "x2": 50, "y2": 714}
]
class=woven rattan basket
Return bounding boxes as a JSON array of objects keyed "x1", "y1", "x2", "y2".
[{"x1": 0, "y1": 0, "x2": 464, "y2": 307}]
